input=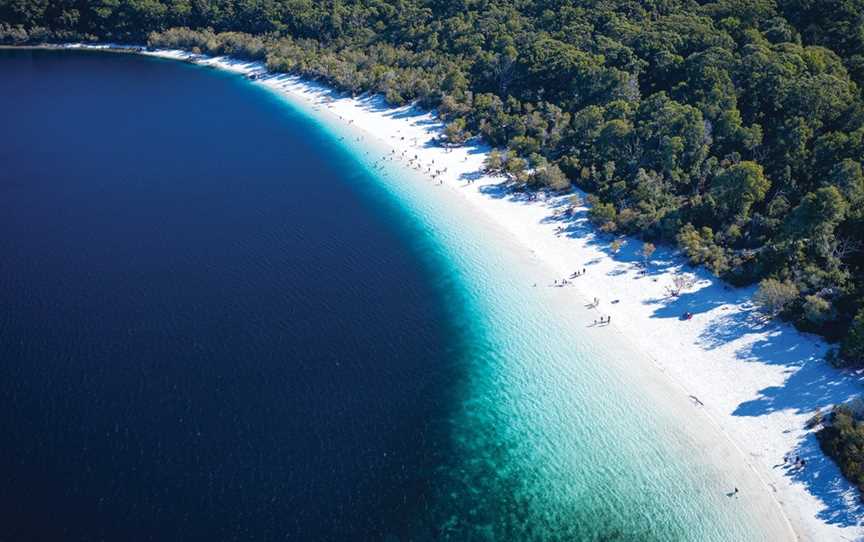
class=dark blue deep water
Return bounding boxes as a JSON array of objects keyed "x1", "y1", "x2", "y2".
[{"x1": 0, "y1": 49, "x2": 466, "y2": 541}]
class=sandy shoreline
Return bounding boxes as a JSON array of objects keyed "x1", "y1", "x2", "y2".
[{"x1": 38, "y1": 43, "x2": 864, "y2": 539}]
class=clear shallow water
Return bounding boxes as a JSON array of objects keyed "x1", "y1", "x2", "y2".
[{"x1": 0, "y1": 49, "x2": 779, "y2": 541}]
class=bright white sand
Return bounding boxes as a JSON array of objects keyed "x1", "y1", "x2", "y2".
[{"x1": 70, "y1": 44, "x2": 863, "y2": 540}]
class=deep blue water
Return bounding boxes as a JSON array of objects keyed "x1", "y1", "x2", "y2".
[{"x1": 0, "y1": 49, "x2": 466, "y2": 541}]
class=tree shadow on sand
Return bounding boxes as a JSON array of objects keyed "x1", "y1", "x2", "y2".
[
  {"x1": 696, "y1": 306, "x2": 765, "y2": 348},
  {"x1": 702, "y1": 305, "x2": 864, "y2": 527},
  {"x1": 460, "y1": 170, "x2": 486, "y2": 183},
  {"x1": 730, "y1": 327, "x2": 861, "y2": 419},
  {"x1": 477, "y1": 180, "x2": 536, "y2": 202}
]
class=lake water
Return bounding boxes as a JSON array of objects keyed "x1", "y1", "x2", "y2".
[{"x1": 0, "y1": 49, "x2": 781, "y2": 541}]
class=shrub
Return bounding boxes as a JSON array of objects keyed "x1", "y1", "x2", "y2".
[
  {"x1": 533, "y1": 163, "x2": 570, "y2": 191},
  {"x1": 753, "y1": 278, "x2": 799, "y2": 316},
  {"x1": 802, "y1": 295, "x2": 832, "y2": 324},
  {"x1": 589, "y1": 201, "x2": 617, "y2": 226}
]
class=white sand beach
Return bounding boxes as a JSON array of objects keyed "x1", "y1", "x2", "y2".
[{"x1": 67, "y1": 44, "x2": 863, "y2": 540}]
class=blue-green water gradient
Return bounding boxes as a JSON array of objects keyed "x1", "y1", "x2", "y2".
[{"x1": 0, "y1": 49, "x2": 783, "y2": 541}]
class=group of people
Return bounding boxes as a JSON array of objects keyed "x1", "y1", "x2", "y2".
[
  {"x1": 333, "y1": 116, "x2": 454, "y2": 185},
  {"x1": 553, "y1": 271, "x2": 587, "y2": 287},
  {"x1": 784, "y1": 454, "x2": 807, "y2": 470},
  {"x1": 553, "y1": 272, "x2": 614, "y2": 325}
]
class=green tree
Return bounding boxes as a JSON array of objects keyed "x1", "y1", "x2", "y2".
[
  {"x1": 484, "y1": 149, "x2": 505, "y2": 174},
  {"x1": 842, "y1": 309, "x2": 864, "y2": 364},
  {"x1": 711, "y1": 161, "x2": 771, "y2": 219},
  {"x1": 641, "y1": 242, "x2": 656, "y2": 268},
  {"x1": 803, "y1": 295, "x2": 832, "y2": 324},
  {"x1": 753, "y1": 278, "x2": 799, "y2": 317},
  {"x1": 784, "y1": 187, "x2": 850, "y2": 263},
  {"x1": 533, "y1": 163, "x2": 570, "y2": 191},
  {"x1": 505, "y1": 156, "x2": 528, "y2": 183},
  {"x1": 442, "y1": 117, "x2": 469, "y2": 146},
  {"x1": 830, "y1": 159, "x2": 864, "y2": 211},
  {"x1": 588, "y1": 199, "x2": 617, "y2": 231}
]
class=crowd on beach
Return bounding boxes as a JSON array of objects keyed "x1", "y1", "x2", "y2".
[
  {"x1": 543, "y1": 269, "x2": 617, "y2": 326},
  {"x1": 362, "y1": 142, "x2": 452, "y2": 185},
  {"x1": 334, "y1": 116, "x2": 453, "y2": 186}
]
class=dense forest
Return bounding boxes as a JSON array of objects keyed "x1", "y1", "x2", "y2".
[{"x1": 2, "y1": 0, "x2": 864, "y2": 366}]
